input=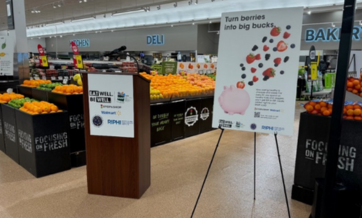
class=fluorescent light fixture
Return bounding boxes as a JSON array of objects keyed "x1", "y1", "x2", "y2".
[
  {"x1": 84, "y1": 0, "x2": 87, "y2": 2},
  {"x1": 71, "y1": 17, "x2": 95, "y2": 22},
  {"x1": 192, "y1": 22, "x2": 195, "y2": 25},
  {"x1": 307, "y1": 11, "x2": 311, "y2": 14},
  {"x1": 331, "y1": 22, "x2": 335, "y2": 27},
  {"x1": 112, "y1": 10, "x2": 143, "y2": 16},
  {"x1": 60, "y1": 35, "x2": 62, "y2": 38},
  {"x1": 53, "y1": 4, "x2": 56, "y2": 8},
  {"x1": 171, "y1": 24, "x2": 174, "y2": 27}
]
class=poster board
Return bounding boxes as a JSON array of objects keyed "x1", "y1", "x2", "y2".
[
  {"x1": 88, "y1": 74, "x2": 134, "y2": 138},
  {"x1": 0, "y1": 36, "x2": 14, "y2": 76},
  {"x1": 212, "y1": 7, "x2": 303, "y2": 136}
]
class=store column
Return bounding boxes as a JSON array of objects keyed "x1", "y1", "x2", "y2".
[{"x1": 4, "y1": 0, "x2": 29, "y2": 82}]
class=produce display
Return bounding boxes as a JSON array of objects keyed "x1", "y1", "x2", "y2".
[
  {"x1": 0, "y1": 92, "x2": 25, "y2": 103},
  {"x1": 52, "y1": 84, "x2": 83, "y2": 95},
  {"x1": 303, "y1": 100, "x2": 362, "y2": 121},
  {"x1": 346, "y1": 77, "x2": 362, "y2": 97},
  {"x1": 73, "y1": 74, "x2": 83, "y2": 86},
  {"x1": 37, "y1": 83, "x2": 63, "y2": 91},
  {"x1": 207, "y1": 74, "x2": 216, "y2": 81},
  {"x1": 19, "y1": 101, "x2": 62, "y2": 115},
  {"x1": 22, "y1": 80, "x2": 51, "y2": 87},
  {"x1": 140, "y1": 72, "x2": 215, "y2": 99},
  {"x1": 8, "y1": 98, "x2": 38, "y2": 109}
]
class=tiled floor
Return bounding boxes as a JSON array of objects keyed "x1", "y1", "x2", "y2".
[{"x1": 0, "y1": 104, "x2": 311, "y2": 218}]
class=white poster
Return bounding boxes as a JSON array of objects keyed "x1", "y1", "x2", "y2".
[
  {"x1": 88, "y1": 74, "x2": 134, "y2": 138},
  {"x1": 0, "y1": 36, "x2": 14, "y2": 76},
  {"x1": 212, "y1": 7, "x2": 303, "y2": 136}
]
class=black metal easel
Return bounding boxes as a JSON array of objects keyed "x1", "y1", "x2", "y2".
[{"x1": 191, "y1": 130, "x2": 291, "y2": 218}]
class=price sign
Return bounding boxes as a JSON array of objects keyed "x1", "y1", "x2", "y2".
[
  {"x1": 58, "y1": 76, "x2": 63, "y2": 80},
  {"x1": 64, "y1": 76, "x2": 69, "y2": 80},
  {"x1": 7, "y1": 88, "x2": 13, "y2": 94},
  {"x1": 63, "y1": 78, "x2": 68, "y2": 84},
  {"x1": 42, "y1": 76, "x2": 47, "y2": 80},
  {"x1": 75, "y1": 55, "x2": 83, "y2": 69},
  {"x1": 34, "y1": 76, "x2": 40, "y2": 80},
  {"x1": 40, "y1": 56, "x2": 48, "y2": 67},
  {"x1": 51, "y1": 76, "x2": 56, "y2": 80}
]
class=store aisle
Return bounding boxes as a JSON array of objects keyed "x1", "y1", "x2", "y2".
[{"x1": 0, "y1": 103, "x2": 311, "y2": 218}]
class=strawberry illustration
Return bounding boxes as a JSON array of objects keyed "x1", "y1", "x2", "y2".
[
  {"x1": 246, "y1": 54, "x2": 256, "y2": 64},
  {"x1": 236, "y1": 81, "x2": 245, "y2": 89},
  {"x1": 253, "y1": 76, "x2": 259, "y2": 82},
  {"x1": 251, "y1": 68, "x2": 257, "y2": 73},
  {"x1": 263, "y1": 45, "x2": 269, "y2": 52},
  {"x1": 283, "y1": 32, "x2": 291, "y2": 39},
  {"x1": 270, "y1": 27, "x2": 281, "y2": 37},
  {"x1": 262, "y1": 68, "x2": 276, "y2": 78},
  {"x1": 277, "y1": 41, "x2": 288, "y2": 52},
  {"x1": 274, "y1": 58, "x2": 282, "y2": 65},
  {"x1": 255, "y1": 54, "x2": 261, "y2": 60}
]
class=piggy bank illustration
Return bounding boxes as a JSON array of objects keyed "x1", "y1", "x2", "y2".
[{"x1": 218, "y1": 85, "x2": 250, "y2": 115}]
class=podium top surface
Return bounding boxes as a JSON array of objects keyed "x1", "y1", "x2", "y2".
[{"x1": 81, "y1": 72, "x2": 150, "y2": 83}]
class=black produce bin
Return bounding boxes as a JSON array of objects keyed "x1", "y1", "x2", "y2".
[
  {"x1": 15, "y1": 110, "x2": 71, "y2": 177},
  {"x1": 47, "y1": 92, "x2": 86, "y2": 167},
  {"x1": 199, "y1": 97, "x2": 214, "y2": 134},
  {"x1": 0, "y1": 104, "x2": 6, "y2": 153},
  {"x1": 184, "y1": 99, "x2": 201, "y2": 138},
  {"x1": 32, "y1": 88, "x2": 49, "y2": 101},
  {"x1": 151, "y1": 103, "x2": 172, "y2": 147},
  {"x1": 292, "y1": 112, "x2": 362, "y2": 205},
  {"x1": 171, "y1": 100, "x2": 185, "y2": 141},
  {"x1": 2, "y1": 104, "x2": 19, "y2": 163},
  {"x1": 17, "y1": 85, "x2": 33, "y2": 98}
]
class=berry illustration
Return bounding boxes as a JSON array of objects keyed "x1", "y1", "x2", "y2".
[
  {"x1": 283, "y1": 32, "x2": 291, "y2": 39},
  {"x1": 270, "y1": 27, "x2": 281, "y2": 37},
  {"x1": 274, "y1": 58, "x2": 282, "y2": 65},
  {"x1": 246, "y1": 54, "x2": 256, "y2": 64},
  {"x1": 255, "y1": 54, "x2": 261, "y2": 60},
  {"x1": 252, "y1": 45, "x2": 258, "y2": 51},
  {"x1": 242, "y1": 67, "x2": 246, "y2": 71},
  {"x1": 236, "y1": 81, "x2": 245, "y2": 89},
  {"x1": 280, "y1": 70, "x2": 285, "y2": 75},
  {"x1": 258, "y1": 63, "x2": 263, "y2": 68},
  {"x1": 251, "y1": 68, "x2": 257, "y2": 73},
  {"x1": 263, "y1": 76, "x2": 270, "y2": 81},
  {"x1": 262, "y1": 68, "x2": 276, "y2": 78},
  {"x1": 253, "y1": 76, "x2": 259, "y2": 82},
  {"x1": 273, "y1": 47, "x2": 277, "y2": 52},
  {"x1": 286, "y1": 25, "x2": 291, "y2": 30},
  {"x1": 274, "y1": 64, "x2": 279, "y2": 67},
  {"x1": 291, "y1": 44, "x2": 295, "y2": 49},
  {"x1": 240, "y1": 63, "x2": 244, "y2": 67},
  {"x1": 241, "y1": 74, "x2": 246, "y2": 79},
  {"x1": 262, "y1": 36, "x2": 267, "y2": 43},
  {"x1": 263, "y1": 45, "x2": 269, "y2": 52},
  {"x1": 277, "y1": 41, "x2": 288, "y2": 52},
  {"x1": 265, "y1": 54, "x2": 271, "y2": 61},
  {"x1": 284, "y1": 56, "x2": 289, "y2": 63},
  {"x1": 248, "y1": 81, "x2": 254, "y2": 86},
  {"x1": 269, "y1": 39, "x2": 274, "y2": 43}
]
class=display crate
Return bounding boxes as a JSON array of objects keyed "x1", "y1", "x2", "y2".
[
  {"x1": 15, "y1": 109, "x2": 71, "y2": 177},
  {"x1": 171, "y1": 100, "x2": 185, "y2": 141},
  {"x1": 47, "y1": 92, "x2": 86, "y2": 167},
  {"x1": 151, "y1": 103, "x2": 172, "y2": 147},
  {"x1": 0, "y1": 104, "x2": 5, "y2": 153},
  {"x1": 32, "y1": 88, "x2": 49, "y2": 101},
  {"x1": 17, "y1": 85, "x2": 33, "y2": 98},
  {"x1": 1, "y1": 104, "x2": 19, "y2": 163},
  {"x1": 184, "y1": 98, "x2": 202, "y2": 138},
  {"x1": 199, "y1": 97, "x2": 214, "y2": 134}
]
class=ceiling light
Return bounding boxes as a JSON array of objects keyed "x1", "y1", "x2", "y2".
[
  {"x1": 79, "y1": 0, "x2": 82, "y2": 3},
  {"x1": 31, "y1": 10, "x2": 34, "y2": 13},
  {"x1": 71, "y1": 17, "x2": 95, "y2": 22},
  {"x1": 112, "y1": 10, "x2": 143, "y2": 16},
  {"x1": 73, "y1": 34, "x2": 75, "y2": 36},
  {"x1": 307, "y1": 11, "x2": 311, "y2": 15},
  {"x1": 171, "y1": 24, "x2": 174, "y2": 27},
  {"x1": 38, "y1": 37, "x2": 41, "y2": 39},
  {"x1": 53, "y1": 4, "x2": 56, "y2": 9},
  {"x1": 359, "y1": 20, "x2": 362, "y2": 26},
  {"x1": 60, "y1": 35, "x2": 62, "y2": 38},
  {"x1": 84, "y1": 0, "x2": 87, "y2": 2},
  {"x1": 331, "y1": 23, "x2": 336, "y2": 27},
  {"x1": 209, "y1": 21, "x2": 212, "y2": 24},
  {"x1": 192, "y1": 22, "x2": 195, "y2": 25},
  {"x1": 111, "y1": 30, "x2": 114, "y2": 32}
]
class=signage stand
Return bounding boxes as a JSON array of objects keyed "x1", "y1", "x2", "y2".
[
  {"x1": 82, "y1": 72, "x2": 151, "y2": 199},
  {"x1": 191, "y1": 129, "x2": 291, "y2": 218}
]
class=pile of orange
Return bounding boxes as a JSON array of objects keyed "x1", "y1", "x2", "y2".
[
  {"x1": 52, "y1": 84, "x2": 83, "y2": 95},
  {"x1": 22, "y1": 80, "x2": 51, "y2": 87},
  {"x1": 140, "y1": 72, "x2": 215, "y2": 98},
  {"x1": 304, "y1": 100, "x2": 362, "y2": 121},
  {"x1": 19, "y1": 101, "x2": 62, "y2": 115},
  {"x1": 0, "y1": 93, "x2": 24, "y2": 103}
]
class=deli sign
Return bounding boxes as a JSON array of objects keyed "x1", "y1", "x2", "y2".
[
  {"x1": 305, "y1": 26, "x2": 361, "y2": 42},
  {"x1": 147, "y1": 34, "x2": 165, "y2": 45}
]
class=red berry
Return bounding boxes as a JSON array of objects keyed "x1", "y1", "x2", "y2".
[{"x1": 251, "y1": 68, "x2": 257, "y2": 73}]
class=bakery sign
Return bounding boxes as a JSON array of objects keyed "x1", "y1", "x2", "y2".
[{"x1": 305, "y1": 26, "x2": 361, "y2": 42}]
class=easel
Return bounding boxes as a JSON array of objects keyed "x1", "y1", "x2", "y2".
[{"x1": 191, "y1": 128, "x2": 291, "y2": 218}]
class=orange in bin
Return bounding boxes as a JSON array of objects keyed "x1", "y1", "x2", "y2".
[
  {"x1": 52, "y1": 84, "x2": 83, "y2": 94},
  {"x1": 20, "y1": 101, "x2": 61, "y2": 115}
]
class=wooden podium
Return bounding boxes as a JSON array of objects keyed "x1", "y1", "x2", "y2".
[{"x1": 82, "y1": 72, "x2": 150, "y2": 199}]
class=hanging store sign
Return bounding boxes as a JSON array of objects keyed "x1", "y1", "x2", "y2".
[
  {"x1": 305, "y1": 26, "x2": 361, "y2": 42},
  {"x1": 70, "y1": 39, "x2": 90, "y2": 48}
]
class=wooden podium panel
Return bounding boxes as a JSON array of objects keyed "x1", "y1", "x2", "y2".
[{"x1": 82, "y1": 72, "x2": 150, "y2": 199}]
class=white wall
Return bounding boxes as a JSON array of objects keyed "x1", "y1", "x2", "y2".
[{"x1": 27, "y1": 38, "x2": 46, "y2": 53}]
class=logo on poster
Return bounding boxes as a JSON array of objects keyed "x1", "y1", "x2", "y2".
[
  {"x1": 108, "y1": 120, "x2": 133, "y2": 125},
  {"x1": 100, "y1": 104, "x2": 122, "y2": 109},
  {"x1": 92, "y1": 116, "x2": 103, "y2": 127},
  {"x1": 101, "y1": 111, "x2": 121, "y2": 116},
  {"x1": 250, "y1": 123, "x2": 257, "y2": 130},
  {"x1": 185, "y1": 107, "x2": 198, "y2": 127},
  {"x1": 200, "y1": 107, "x2": 210, "y2": 121},
  {"x1": 236, "y1": 122, "x2": 244, "y2": 128},
  {"x1": 219, "y1": 120, "x2": 233, "y2": 128}
]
